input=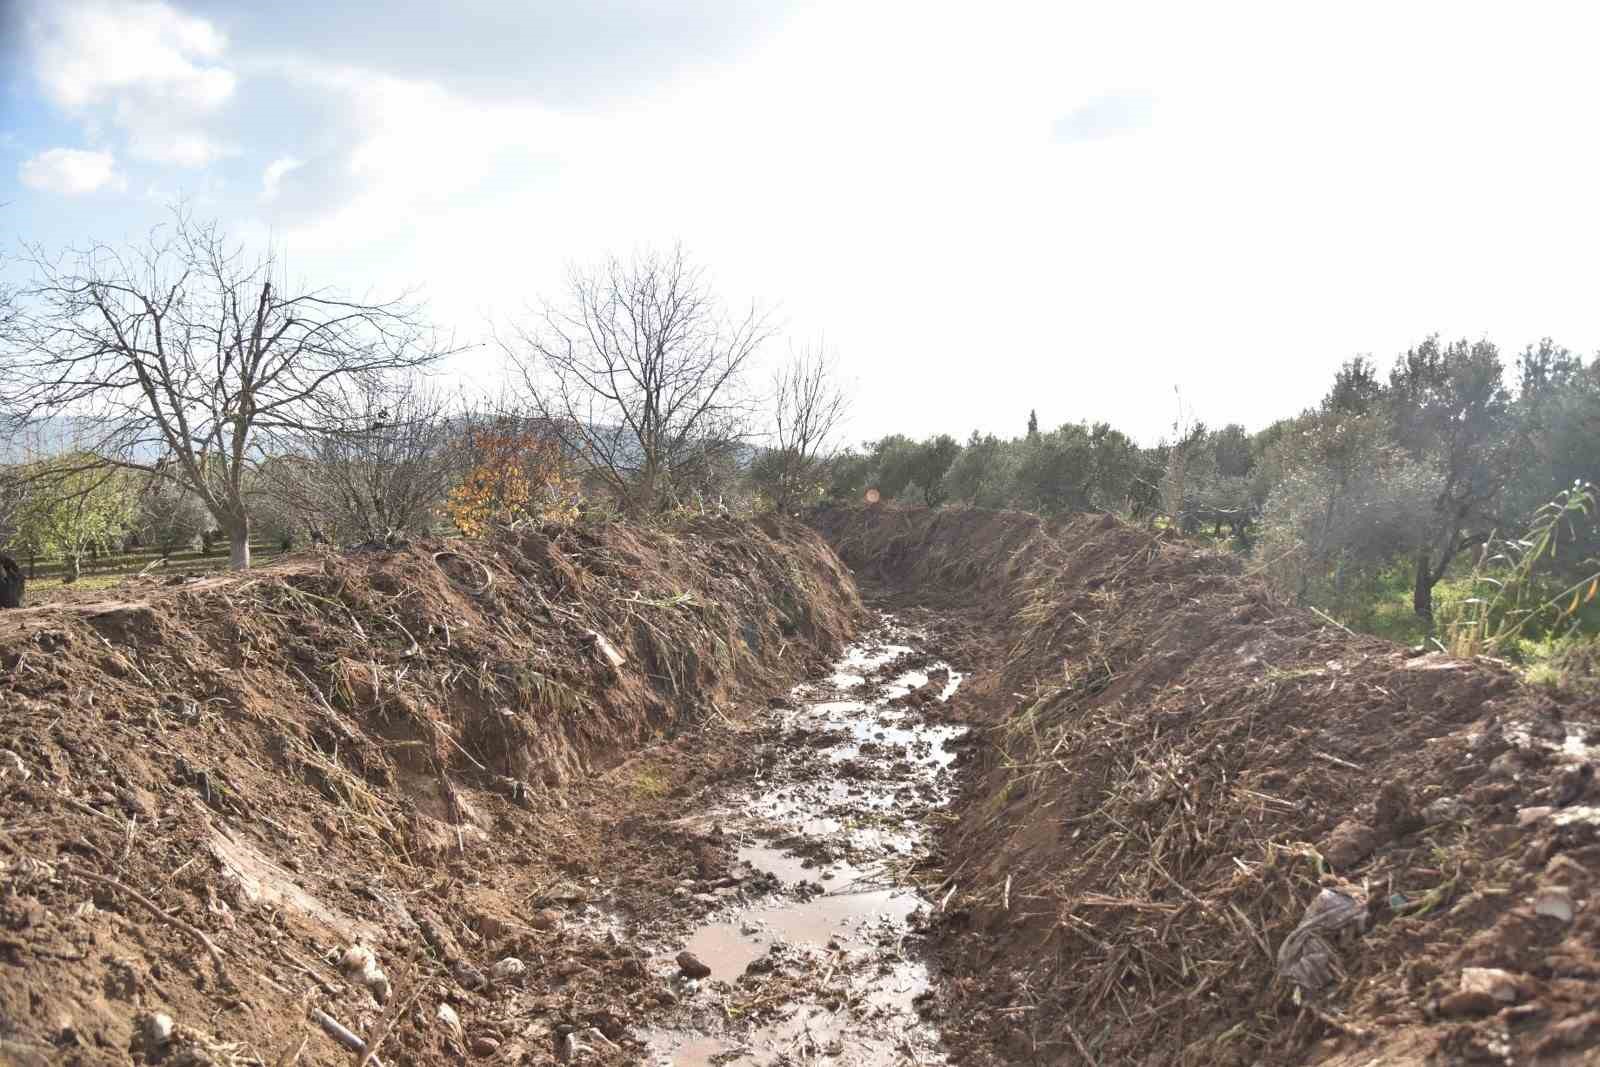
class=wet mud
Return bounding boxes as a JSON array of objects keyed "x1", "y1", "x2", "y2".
[{"x1": 642, "y1": 619, "x2": 965, "y2": 1066}]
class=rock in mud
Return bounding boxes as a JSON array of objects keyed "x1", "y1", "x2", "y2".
[
  {"x1": 675, "y1": 950, "x2": 712, "y2": 979},
  {"x1": 451, "y1": 959, "x2": 487, "y2": 991},
  {"x1": 531, "y1": 907, "x2": 563, "y2": 930},
  {"x1": 490, "y1": 957, "x2": 525, "y2": 981},
  {"x1": 1533, "y1": 886, "x2": 1575, "y2": 922},
  {"x1": 436, "y1": 1002, "x2": 463, "y2": 1039},
  {"x1": 1423, "y1": 795, "x2": 1467, "y2": 824},
  {"x1": 1551, "y1": 763, "x2": 1593, "y2": 807},
  {"x1": 1459, "y1": 967, "x2": 1522, "y2": 1004},
  {"x1": 469, "y1": 1035, "x2": 501, "y2": 1056},
  {"x1": 142, "y1": 1012, "x2": 174, "y2": 1050},
  {"x1": 1, "y1": 750, "x2": 29, "y2": 781},
  {"x1": 1321, "y1": 819, "x2": 1381, "y2": 869},
  {"x1": 1374, "y1": 780, "x2": 1423, "y2": 834},
  {"x1": 338, "y1": 944, "x2": 391, "y2": 1003}
]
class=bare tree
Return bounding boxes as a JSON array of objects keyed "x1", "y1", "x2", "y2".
[
  {"x1": 1, "y1": 208, "x2": 450, "y2": 568},
  {"x1": 262, "y1": 375, "x2": 464, "y2": 543},
  {"x1": 758, "y1": 343, "x2": 852, "y2": 512},
  {"x1": 501, "y1": 246, "x2": 769, "y2": 513}
]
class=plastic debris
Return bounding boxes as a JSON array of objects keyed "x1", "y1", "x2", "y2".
[{"x1": 1276, "y1": 888, "x2": 1368, "y2": 993}]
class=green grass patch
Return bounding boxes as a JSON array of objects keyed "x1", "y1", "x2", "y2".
[{"x1": 629, "y1": 765, "x2": 672, "y2": 798}]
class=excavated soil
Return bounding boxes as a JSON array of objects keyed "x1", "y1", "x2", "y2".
[
  {"x1": 815, "y1": 506, "x2": 1600, "y2": 1067},
  {"x1": 13, "y1": 501, "x2": 1600, "y2": 1067},
  {"x1": 0, "y1": 516, "x2": 870, "y2": 1067}
]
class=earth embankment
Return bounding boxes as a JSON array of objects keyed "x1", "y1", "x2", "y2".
[
  {"x1": 814, "y1": 504, "x2": 1600, "y2": 1066},
  {"x1": 0, "y1": 515, "x2": 861, "y2": 1065}
]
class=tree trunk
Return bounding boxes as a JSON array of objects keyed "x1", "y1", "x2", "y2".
[
  {"x1": 1413, "y1": 546, "x2": 1435, "y2": 621},
  {"x1": 67, "y1": 554, "x2": 81, "y2": 584},
  {"x1": 228, "y1": 518, "x2": 251, "y2": 570}
]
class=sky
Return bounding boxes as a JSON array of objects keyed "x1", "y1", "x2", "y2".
[{"x1": 3, "y1": 0, "x2": 1600, "y2": 446}]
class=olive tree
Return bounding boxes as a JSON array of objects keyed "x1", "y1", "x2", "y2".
[{"x1": 1387, "y1": 337, "x2": 1514, "y2": 619}]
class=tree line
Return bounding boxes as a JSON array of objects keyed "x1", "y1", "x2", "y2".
[
  {"x1": 0, "y1": 210, "x2": 849, "y2": 586},
  {"x1": 828, "y1": 341, "x2": 1599, "y2": 628},
  {"x1": 2, "y1": 208, "x2": 1595, "y2": 639}
]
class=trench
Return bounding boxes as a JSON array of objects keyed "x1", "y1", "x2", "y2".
[{"x1": 643, "y1": 615, "x2": 966, "y2": 1066}]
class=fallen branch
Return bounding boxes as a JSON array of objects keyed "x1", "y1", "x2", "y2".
[
  {"x1": 433, "y1": 551, "x2": 493, "y2": 594},
  {"x1": 357, "y1": 979, "x2": 429, "y2": 1067},
  {"x1": 310, "y1": 1007, "x2": 385, "y2": 1067},
  {"x1": 71, "y1": 867, "x2": 231, "y2": 988}
]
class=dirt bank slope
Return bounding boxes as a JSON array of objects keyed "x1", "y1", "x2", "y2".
[
  {"x1": 0, "y1": 515, "x2": 860, "y2": 1065},
  {"x1": 814, "y1": 505, "x2": 1600, "y2": 1066}
]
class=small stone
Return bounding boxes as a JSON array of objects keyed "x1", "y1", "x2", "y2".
[
  {"x1": 1519, "y1": 806, "x2": 1554, "y2": 826},
  {"x1": 339, "y1": 945, "x2": 377, "y2": 978},
  {"x1": 1460, "y1": 966, "x2": 1520, "y2": 1004},
  {"x1": 1534, "y1": 887, "x2": 1576, "y2": 923},
  {"x1": 489, "y1": 957, "x2": 525, "y2": 981},
  {"x1": 530, "y1": 908, "x2": 563, "y2": 931},
  {"x1": 451, "y1": 960, "x2": 487, "y2": 991},
  {"x1": 1552, "y1": 763, "x2": 1593, "y2": 807},
  {"x1": 1321, "y1": 819, "x2": 1381, "y2": 869},
  {"x1": 469, "y1": 1036, "x2": 501, "y2": 1057},
  {"x1": 338, "y1": 945, "x2": 390, "y2": 1003},
  {"x1": 675, "y1": 951, "x2": 712, "y2": 979},
  {"x1": 142, "y1": 1012, "x2": 174, "y2": 1050},
  {"x1": 436, "y1": 1002, "x2": 463, "y2": 1039},
  {"x1": 1422, "y1": 796, "x2": 1466, "y2": 824},
  {"x1": 0, "y1": 750, "x2": 29, "y2": 781}
]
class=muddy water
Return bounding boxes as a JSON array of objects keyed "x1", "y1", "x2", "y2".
[{"x1": 648, "y1": 621, "x2": 965, "y2": 1066}]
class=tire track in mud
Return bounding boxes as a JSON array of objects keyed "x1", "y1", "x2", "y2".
[{"x1": 640, "y1": 616, "x2": 966, "y2": 1066}]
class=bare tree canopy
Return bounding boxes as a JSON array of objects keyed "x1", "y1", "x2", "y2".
[
  {"x1": 502, "y1": 245, "x2": 770, "y2": 513},
  {"x1": 758, "y1": 343, "x2": 852, "y2": 511},
  {"x1": 0, "y1": 207, "x2": 452, "y2": 568},
  {"x1": 261, "y1": 375, "x2": 464, "y2": 544}
]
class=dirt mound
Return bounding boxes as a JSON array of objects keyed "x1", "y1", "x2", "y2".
[
  {"x1": 0, "y1": 515, "x2": 860, "y2": 1065},
  {"x1": 815, "y1": 505, "x2": 1600, "y2": 1066}
]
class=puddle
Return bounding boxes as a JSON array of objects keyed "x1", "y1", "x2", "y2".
[{"x1": 649, "y1": 620, "x2": 964, "y2": 1066}]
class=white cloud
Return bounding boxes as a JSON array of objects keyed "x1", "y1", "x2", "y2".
[
  {"x1": 27, "y1": 0, "x2": 235, "y2": 168},
  {"x1": 18, "y1": 147, "x2": 125, "y2": 195},
  {"x1": 29, "y1": 0, "x2": 233, "y2": 109},
  {"x1": 124, "y1": 121, "x2": 227, "y2": 167},
  {"x1": 1053, "y1": 91, "x2": 1156, "y2": 143},
  {"x1": 261, "y1": 156, "x2": 305, "y2": 201},
  {"x1": 31, "y1": 1, "x2": 1600, "y2": 446}
]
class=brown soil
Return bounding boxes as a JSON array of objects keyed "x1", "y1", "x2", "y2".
[
  {"x1": 814, "y1": 505, "x2": 1600, "y2": 1066},
  {"x1": 0, "y1": 515, "x2": 862, "y2": 1066}
]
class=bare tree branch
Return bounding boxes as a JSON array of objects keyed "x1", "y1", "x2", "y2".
[
  {"x1": 260, "y1": 374, "x2": 465, "y2": 543},
  {"x1": 0, "y1": 206, "x2": 455, "y2": 568},
  {"x1": 758, "y1": 341, "x2": 852, "y2": 512},
  {"x1": 500, "y1": 246, "x2": 770, "y2": 513}
]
